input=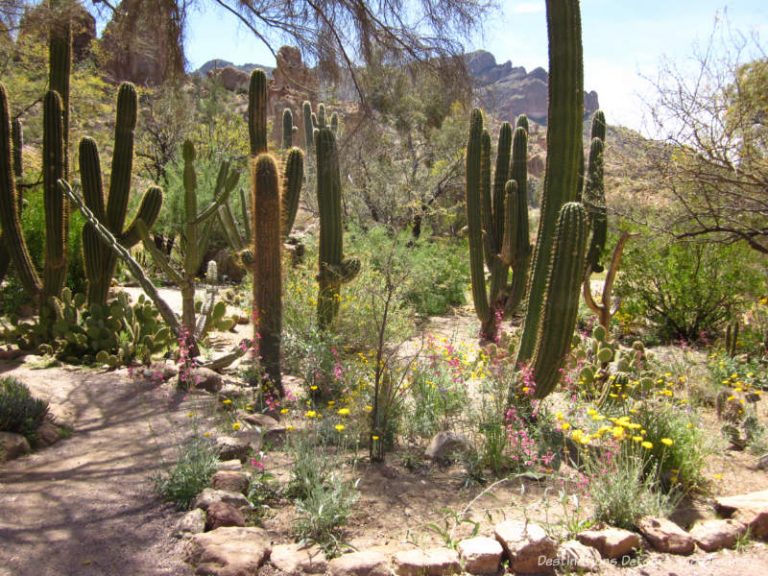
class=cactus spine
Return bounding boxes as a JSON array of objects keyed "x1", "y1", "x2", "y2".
[
  {"x1": 316, "y1": 127, "x2": 359, "y2": 329},
  {"x1": 252, "y1": 153, "x2": 283, "y2": 393},
  {"x1": 81, "y1": 83, "x2": 163, "y2": 305},
  {"x1": 0, "y1": 84, "x2": 42, "y2": 297},
  {"x1": 515, "y1": 0, "x2": 584, "y2": 367},
  {"x1": 529, "y1": 202, "x2": 588, "y2": 399}
]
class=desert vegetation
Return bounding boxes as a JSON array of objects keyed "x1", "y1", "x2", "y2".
[{"x1": 1, "y1": 1, "x2": 767, "y2": 575}]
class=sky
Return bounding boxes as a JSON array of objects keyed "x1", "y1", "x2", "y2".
[{"x1": 184, "y1": 1, "x2": 768, "y2": 132}]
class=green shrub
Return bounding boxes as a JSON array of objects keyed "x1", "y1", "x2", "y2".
[
  {"x1": 0, "y1": 377, "x2": 48, "y2": 440},
  {"x1": 616, "y1": 239, "x2": 763, "y2": 343},
  {"x1": 154, "y1": 436, "x2": 219, "y2": 509}
]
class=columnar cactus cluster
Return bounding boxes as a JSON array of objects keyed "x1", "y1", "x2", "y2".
[{"x1": 465, "y1": 111, "x2": 531, "y2": 339}]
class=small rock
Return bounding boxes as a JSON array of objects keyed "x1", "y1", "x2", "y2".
[
  {"x1": 394, "y1": 548, "x2": 460, "y2": 576},
  {"x1": 215, "y1": 435, "x2": 251, "y2": 461},
  {"x1": 234, "y1": 429, "x2": 263, "y2": 452},
  {"x1": 690, "y1": 519, "x2": 747, "y2": 551},
  {"x1": 757, "y1": 454, "x2": 768, "y2": 471},
  {"x1": 424, "y1": 431, "x2": 471, "y2": 462},
  {"x1": 34, "y1": 419, "x2": 61, "y2": 448},
  {"x1": 636, "y1": 516, "x2": 694, "y2": 555},
  {"x1": 457, "y1": 536, "x2": 503, "y2": 575},
  {"x1": 205, "y1": 501, "x2": 245, "y2": 530},
  {"x1": 328, "y1": 550, "x2": 391, "y2": 576},
  {"x1": 219, "y1": 383, "x2": 249, "y2": 401},
  {"x1": 187, "y1": 367, "x2": 223, "y2": 393},
  {"x1": 556, "y1": 540, "x2": 600, "y2": 573},
  {"x1": 271, "y1": 543, "x2": 328, "y2": 575},
  {"x1": 0, "y1": 432, "x2": 31, "y2": 462},
  {"x1": 211, "y1": 470, "x2": 250, "y2": 494},
  {"x1": 193, "y1": 488, "x2": 251, "y2": 511},
  {"x1": 263, "y1": 426, "x2": 288, "y2": 448},
  {"x1": 217, "y1": 459, "x2": 244, "y2": 472},
  {"x1": 576, "y1": 527, "x2": 641, "y2": 560},
  {"x1": 715, "y1": 490, "x2": 768, "y2": 540},
  {"x1": 175, "y1": 508, "x2": 206, "y2": 538},
  {"x1": 240, "y1": 412, "x2": 279, "y2": 429},
  {"x1": 494, "y1": 520, "x2": 556, "y2": 574},
  {"x1": 185, "y1": 526, "x2": 271, "y2": 576}
]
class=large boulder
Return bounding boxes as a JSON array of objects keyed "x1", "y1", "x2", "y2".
[
  {"x1": 715, "y1": 490, "x2": 768, "y2": 540},
  {"x1": 689, "y1": 519, "x2": 747, "y2": 552}
]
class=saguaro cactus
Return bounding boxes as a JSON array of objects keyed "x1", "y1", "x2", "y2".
[
  {"x1": 249, "y1": 70, "x2": 268, "y2": 156},
  {"x1": 0, "y1": 84, "x2": 41, "y2": 298},
  {"x1": 81, "y1": 83, "x2": 163, "y2": 305},
  {"x1": 252, "y1": 153, "x2": 283, "y2": 393},
  {"x1": 529, "y1": 202, "x2": 588, "y2": 399},
  {"x1": 281, "y1": 147, "x2": 304, "y2": 238},
  {"x1": 302, "y1": 100, "x2": 314, "y2": 154},
  {"x1": 42, "y1": 90, "x2": 68, "y2": 304},
  {"x1": 515, "y1": 0, "x2": 584, "y2": 367},
  {"x1": 282, "y1": 108, "x2": 296, "y2": 149},
  {"x1": 316, "y1": 127, "x2": 359, "y2": 329}
]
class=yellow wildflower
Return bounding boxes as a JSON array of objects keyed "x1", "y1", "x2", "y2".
[
  {"x1": 661, "y1": 438, "x2": 674, "y2": 447},
  {"x1": 222, "y1": 399, "x2": 233, "y2": 405},
  {"x1": 305, "y1": 410, "x2": 317, "y2": 419},
  {"x1": 335, "y1": 424, "x2": 346, "y2": 432},
  {"x1": 280, "y1": 408, "x2": 289, "y2": 415},
  {"x1": 641, "y1": 441, "x2": 653, "y2": 450},
  {"x1": 337, "y1": 408, "x2": 351, "y2": 416},
  {"x1": 232, "y1": 422, "x2": 242, "y2": 431}
]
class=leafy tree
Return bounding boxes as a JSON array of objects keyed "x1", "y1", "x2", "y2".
[{"x1": 645, "y1": 23, "x2": 768, "y2": 254}]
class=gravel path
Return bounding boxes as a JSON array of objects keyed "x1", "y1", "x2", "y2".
[{"x1": 0, "y1": 360, "x2": 201, "y2": 576}]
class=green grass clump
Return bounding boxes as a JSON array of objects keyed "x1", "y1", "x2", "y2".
[{"x1": 154, "y1": 436, "x2": 219, "y2": 509}]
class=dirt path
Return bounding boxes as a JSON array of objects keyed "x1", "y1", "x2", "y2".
[{"x1": 0, "y1": 359, "x2": 202, "y2": 576}]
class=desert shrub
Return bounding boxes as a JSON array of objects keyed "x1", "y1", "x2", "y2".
[
  {"x1": 585, "y1": 447, "x2": 680, "y2": 530},
  {"x1": 615, "y1": 239, "x2": 763, "y2": 343},
  {"x1": 0, "y1": 377, "x2": 49, "y2": 440},
  {"x1": 294, "y1": 473, "x2": 359, "y2": 556},
  {"x1": 154, "y1": 436, "x2": 219, "y2": 510}
]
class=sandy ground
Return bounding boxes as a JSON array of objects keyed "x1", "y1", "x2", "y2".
[{"x1": 0, "y1": 359, "x2": 200, "y2": 576}]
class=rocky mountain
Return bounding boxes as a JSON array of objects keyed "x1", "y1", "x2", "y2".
[
  {"x1": 466, "y1": 50, "x2": 599, "y2": 124},
  {"x1": 195, "y1": 49, "x2": 598, "y2": 125}
]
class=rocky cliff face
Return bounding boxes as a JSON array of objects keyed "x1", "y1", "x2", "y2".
[{"x1": 465, "y1": 50, "x2": 599, "y2": 124}]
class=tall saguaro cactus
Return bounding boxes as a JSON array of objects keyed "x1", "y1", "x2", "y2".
[
  {"x1": 515, "y1": 0, "x2": 584, "y2": 367},
  {"x1": 316, "y1": 127, "x2": 359, "y2": 329},
  {"x1": 249, "y1": 70, "x2": 268, "y2": 156},
  {"x1": 81, "y1": 83, "x2": 163, "y2": 305},
  {"x1": 0, "y1": 84, "x2": 41, "y2": 298},
  {"x1": 252, "y1": 153, "x2": 283, "y2": 393},
  {"x1": 49, "y1": 0, "x2": 71, "y2": 176}
]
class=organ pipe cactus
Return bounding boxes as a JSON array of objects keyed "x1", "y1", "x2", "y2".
[
  {"x1": 0, "y1": 84, "x2": 41, "y2": 298},
  {"x1": 252, "y1": 153, "x2": 283, "y2": 393},
  {"x1": 316, "y1": 127, "x2": 359, "y2": 329},
  {"x1": 302, "y1": 101, "x2": 314, "y2": 153},
  {"x1": 49, "y1": 0, "x2": 71, "y2": 176},
  {"x1": 515, "y1": 0, "x2": 584, "y2": 368},
  {"x1": 503, "y1": 121, "x2": 531, "y2": 315},
  {"x1": 80, "y1": 82, "x2": 163, "y2": 305},
  {"x1": 0, "y1": 118, "x2": 22, "y2": 284},
  {"x1": 281, "y1": 147, "x2": 304, "y2": 238},
  {"x1": 465, "y1": 110, "x2": 531, "y2": 338},
  {"x1": 528, "y1": 202, "x2": 588, "y2": 399}
]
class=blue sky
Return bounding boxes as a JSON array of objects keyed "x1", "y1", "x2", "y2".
[{"x1": 184, "y1": 1, "x2": 768, "y2": 132}]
